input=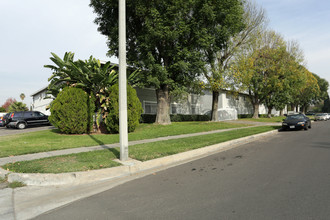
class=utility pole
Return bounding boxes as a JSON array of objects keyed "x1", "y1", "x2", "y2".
[{"x1": 119, "y1": 0, "x2": 128, "y2": 161}]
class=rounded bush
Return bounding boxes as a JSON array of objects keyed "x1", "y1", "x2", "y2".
[
  {"x1": 104, "y1": 84, "x2": 143, "y2": 133},
  {"x1": 49, "y1": 87, "x2": 95, "y2": 134}
]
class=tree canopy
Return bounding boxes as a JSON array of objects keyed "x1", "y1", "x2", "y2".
[{"x1": 90, "y1": 0, "x2": 246, "y2": 124}]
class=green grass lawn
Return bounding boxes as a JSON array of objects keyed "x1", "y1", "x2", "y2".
[
  {"x1": 2, "y1": 126, "x2": 279, "y2": 173},
  {"x1": 0, "y1": 121, "x2": 251, "y2": 158}
]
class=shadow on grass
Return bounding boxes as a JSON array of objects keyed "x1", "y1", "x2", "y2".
[
  {"x1": 270, "y1": 126, "x2": 282, "y2": 131},
  {"x1": 50, "y1": 129, "x2": 62, "y2": 134},
  {"x1": 88, "y1": 135, "x2": 120, "y2": 159}
]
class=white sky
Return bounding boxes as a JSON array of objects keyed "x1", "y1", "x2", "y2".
[{"x1": 1, "y1": 0, "x2": 329, "y2": 107}]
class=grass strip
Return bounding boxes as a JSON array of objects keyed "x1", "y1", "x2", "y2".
[
  {"x1": 2, "y1": 126, "x2": 278, "y2": 173},
  {"x1": 2, "y1": 150, "x2": 121, "y2": 174},
  {"x1": 0, "y1": 122, "x2": 250, "y2": 158},
  {"x1": 129, "y1": 126, "x2": 278, "y2": 161}
]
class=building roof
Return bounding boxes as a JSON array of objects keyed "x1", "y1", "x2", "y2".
[{"x1": 30, "y1": 86, "x2": 48, "y2": 97}]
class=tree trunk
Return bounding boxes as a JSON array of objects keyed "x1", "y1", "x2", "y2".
[
  {"x1": 87, "y1": 94, "x2": 91, "y2": 134},
  {"x1": 211, "y1": 91, "x2": 219, "y2": 121},
  {"x1": 280, "y1": 109, "x2": 284, "y2": 116},
  {"x1": 267, "y1": 106, "x2": 272, "y2": 118},
  {"x1": 252, "y1": 102, "x2": 259, "y2": 118},
  {"x1": 155, "y1": 85, "x2": 171, "y2": 125},
  {"x1": 290, "y1": 103, "x2": 294, "y2": 111}
]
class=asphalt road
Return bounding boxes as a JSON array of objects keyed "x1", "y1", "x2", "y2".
[
  {"x1": 0, "y1": 125, "x2": 55, "y2": 136},
  {"x1": 34, "y1": 121, "x2": 330, "y2": 220}
]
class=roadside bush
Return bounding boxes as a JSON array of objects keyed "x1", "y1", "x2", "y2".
[
  {"x1": 238, "y1": 114, "x2": 275, "y2": 118},
  {"x1": 8, "y1": 102, "x2": 28, "y2": 112},
  {"x1": 238, "y1": 114, "x2": 253, "y2": 118},
  {"x1": 140, "y1": 114, "x2": 157, "y2": 123},
  {"x1": 140, "y1": 114, "x2": 210, "y2": 123},
  {"x1": 104, "y1": 84, "x2": 143, "y2": 133},
  {"x1": 49, "y1": 87, "x2": 95, "y2": 134},
  {"x1": 170, "y1": 114, "x2": 210, "y2": 122}
]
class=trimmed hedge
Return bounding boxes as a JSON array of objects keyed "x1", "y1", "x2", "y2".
[
  {"x1": 140, "y1": 114, "x2": 210, "y2": 123},
  {"x1": 49, "y1": 87, "x2": 95, "y2": 134},
  {"x1": 104, "y1": 84, "x2": 143, "y2": 133},
  {"x1": 238, "y1": 114, "x2": 274, "y2": 118}
]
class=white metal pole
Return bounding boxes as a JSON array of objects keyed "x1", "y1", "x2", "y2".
[{"x1": 119, "y1": 0, "x2": 128, "y2": 161}]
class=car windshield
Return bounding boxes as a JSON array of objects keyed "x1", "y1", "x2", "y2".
[
  {"x1": 287, "y1": 115, "x2": 304, "y2": 120},
  {"x1": 316, "y1": 113, "x2": 325, "y2": 116}
]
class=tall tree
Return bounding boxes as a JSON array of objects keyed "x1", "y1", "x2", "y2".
[
  {"x1": 201, "y1": 0, "x2": 265, "y2": 121},
  {"x1": 312, "y1": 73, "x2": 329, "y2": 104},
  {"x1": 45, "y1": 52, "x2": 139, "y2": 132},
  {"x1": 20, "y1": 93, "x2": 26, "y2": 101},
  {"x1": 263, "y1": 41, "x2": 306, "y2": 117},
  {"x1": 8, "y1": 102, "x2": 28, "y2": 112},
  {"x1": 90, "y1": 0, "x2": 245, "y2": 124},
  {"x1": 2, "y1": 98, "x2": 16, "y2": 111},
  {"x1": 297, "y1": 68, "x2": 320, "y2": 113},
  {"x1": 233, "y1": 30, "x2": 288, "y2": 118}
]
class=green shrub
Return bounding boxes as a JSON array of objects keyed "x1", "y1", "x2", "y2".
[
  {"x1": 104, "y1": 84, "x2": 143, "y2": 133},
  {"x1": 140, "y1": 114, "x2": 210, "y2": 123},
  {"x1": 8, "y1": 102, "x2": 28, "y2": 112},
  {"x1": 140, "y1": 114, "x2": 157, "y2": 123},
  {"x1": 170, "y1": 114, "x2": 210, "y2": 122},
  {"x1": 238, "y1": 114, "x2": 253, "y2": 118},
  {"x1": 49, "y1": 87, "x2": 95, "y2": 134}
]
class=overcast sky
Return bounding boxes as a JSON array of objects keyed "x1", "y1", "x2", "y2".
[{"x1": 1, "y1": 0, "x2": 329, "y2": 107}]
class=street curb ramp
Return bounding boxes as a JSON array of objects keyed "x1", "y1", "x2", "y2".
[{"x1": 7, "y1": 130, "x2": 278, "y2": 186}]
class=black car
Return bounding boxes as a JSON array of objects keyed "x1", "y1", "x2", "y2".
[
  {"x1": 4, "y1": 111, "x2": 50, "y2": 129},
  {"x1": 0, "y1": 116, "x2": 4, "y2": 127},
  {"x1": 282, "y1": 114, "x2": 311, "y2": 131}
]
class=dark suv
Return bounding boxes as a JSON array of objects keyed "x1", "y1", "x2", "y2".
[{"x1": 3, "y1": 111, "x2": 50, "y2": 129}]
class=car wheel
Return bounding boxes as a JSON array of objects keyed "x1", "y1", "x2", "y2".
[
  {"x1": 308, "y1": 123, "x2": 311, "y2": 129},
  {"x1": 17, "y1": 123, "x2": 26, "y2": 129},
  {"x1": 304, "y1": 126, "x2": 308, "y2": 130}
]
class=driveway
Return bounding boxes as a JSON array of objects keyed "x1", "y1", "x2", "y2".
[{"x1": 0, "y1": 125, "x2": 55, "y2": 137}]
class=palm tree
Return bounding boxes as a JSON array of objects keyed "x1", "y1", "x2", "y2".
[
  {"x1": 20, "y1": 93, "x2": 26, "y2": 101},
  {"x1": 44, "y1": 52, "x2": 140, "y2": 133},
  {"x1": 8, "y1": 102, "x2": 28, "y2": 112}
]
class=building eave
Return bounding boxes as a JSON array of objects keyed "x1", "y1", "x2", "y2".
[{"x1": 30, "y1": 86, "x2": 49, "y2": 97}]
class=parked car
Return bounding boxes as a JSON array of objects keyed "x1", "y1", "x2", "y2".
[
  {"x1": 314, "y1": 113, "x2": 328, "y2": 121},
  {"x1": 3, "y1": 111, "x2": 50, "y2": 129},
  {"x1": 326, "y1": 113, "x2": 330, "y2": 120},
  {"x1": 0, "y1": 112, "x2": 6, "y2": 127},
  {"x1": 282, "y1": 114, "x2": 311, "y2": 131}
]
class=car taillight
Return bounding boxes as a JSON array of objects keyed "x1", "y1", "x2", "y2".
[{"x1": 11, "y1": 113, "x2": 14, "y2": 118}]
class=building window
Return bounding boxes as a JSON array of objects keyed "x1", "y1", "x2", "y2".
[
  {"x1": 191, "y1": 104, "x2": 200, "y2": 115},
  {"x1": 171, "y1": 103, "x2": 182, "y2": 114},
  {"x1": 144, "y1": 101, "x2": 157, "y2": 114}
]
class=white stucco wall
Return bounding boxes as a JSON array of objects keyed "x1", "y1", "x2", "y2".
[
  {"x1": 31, "y1": 90, "x2": 52, "y2": 115},
  {"x1": 31, "y1": 86, "x2": 285, "y2": 118}
]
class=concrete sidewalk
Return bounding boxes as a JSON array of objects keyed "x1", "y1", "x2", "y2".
[{"x1": 0, "y1": 122, "x2": 280, "y2": 220}]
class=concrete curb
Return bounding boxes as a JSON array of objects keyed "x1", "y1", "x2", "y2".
[{"x1": 7, "y1": 129, "x2": 279, "y2": 186}]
